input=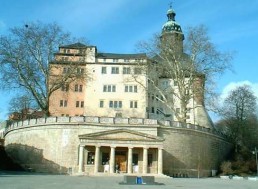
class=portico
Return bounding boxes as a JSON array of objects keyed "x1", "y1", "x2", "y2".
[{"x1": 78, "y1": 129, "x2": 164, "y2": 175}]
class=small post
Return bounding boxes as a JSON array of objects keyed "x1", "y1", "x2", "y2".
[{"x1": 252, "y1": 147, "x2": 258, "y2": 177}]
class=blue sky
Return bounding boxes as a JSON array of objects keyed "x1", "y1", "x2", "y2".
[{"x1": 0, "y1": 0, "x2": 258, "y2": 121}]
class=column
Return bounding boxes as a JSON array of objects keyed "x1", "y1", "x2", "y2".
[
  {"x1": 127, "y1": 147, "x2": 133, "y2": 174},
  {"x1": 94, "y1": 145, "x2": 100, "y2": 173},
  {"x1": 158, "y1": 148, "x2": 163, "y2": 174},
  {"x1": 142, "y1": 147, "x2": 148, "y2": 174},
  {"x1": 78, "y1": 145, "x2": 84, "y2": 173},
  {"x1": 110, "y1": 146, "x2": 116, "y2": 173}
]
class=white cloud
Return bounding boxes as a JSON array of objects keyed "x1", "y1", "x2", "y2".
[{"x1": 220, "y1": 80, "x2": 258, "y2": 101}]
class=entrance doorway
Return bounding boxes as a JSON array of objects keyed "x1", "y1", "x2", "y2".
[{"x1": 115, "y1": 151, "x2": 127, "y2": 173}]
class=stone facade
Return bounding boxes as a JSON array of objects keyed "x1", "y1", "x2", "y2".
[{"x1": 4, "y1": 117, "x2": 232, "y2": 177}]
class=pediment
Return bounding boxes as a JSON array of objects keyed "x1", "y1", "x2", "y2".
[{"x1": 79, "y1": 129, "x2": 163, "y2": 142}]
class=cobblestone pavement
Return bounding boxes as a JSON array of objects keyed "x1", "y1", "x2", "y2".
[{"x1": 0, "y1": 171, "x2": 257, "y2": 189}]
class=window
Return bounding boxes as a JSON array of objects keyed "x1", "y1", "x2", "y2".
[
  {"x1": 113, "y1": 59, "x2": 118, "y2": 63},
  {"x1": 79, "y1": 85, "x2": 83, "y2": 92},
  {"x1": 60, "y1": 100, "x2": 67, "y2": 107},
  {"x1": 99, "y1": 100, "x2": 104, "y2": 108},
  {"x1": 61, "y1": 84, "x2": 69, "y2": 91},
  {"x1": 103, "y1": 85, "x2": 116, "y2": 92},
  {"x1": 77, "y1": 68, "x2": 84, "y2": 74},
  {"x1": 156, "y1": 95, "x2": 159, "y2": 101},
  {"x1": 151, "y1": 94, "x2": 155, "y2": 101},
  {"x1": 81, "y1": 101, "x2": 84, "y2": 108},
  {"x1": 87, "y1": 152, "x2": 95, "y2": 165},
  {"x1": 109, "y1": 101, "x2": 113, "y2": 108},
  {"x1": 130, "y1": 101, "x2": 138, "y2": 108},
  {"x1": 162, "y1": 80, "x2": 169, "y2": 88},
  {"x1": 61, "y1": 56, "x2": 69, "y2": 61},
  {"x1": 124, "y1": 59, "x2": 129, "y2": 63},
  {"x1": 76, "y1": 101, "x2": 84, "y2": 108},
  {"x1": 129, "y1": 86, "x2": 133, "y2": 92},
  {"x1": 134, "y1": 67, "x2": 141, "y2": 75},
  {"x1": 63, "y1": 67, "x2": 70, "y2": 74},
  {"x1": 79, "y1": 49, "x2": 84, "y2": 54},
  {"x1": 151, "y1": 107, "x2": 155, "y2": 113},
  {"x1": 134, "y1": 85, "x2": 137, "y2": 93},
  {"x1": 101, "y1": 67, "x2": 107, "y2": 74},
  {"x1": 111, "y1": 67, "x2": 119, "y2": 74},
  {"x1": 123, "y1": 67, "x2": 131, "y2": 74},
  {"x1": 75, "y1": 84, "x2": 83, "y2": 92},
  {"x1": 125, "y1": 85, "x2": 137, "y2": 93},
  {"x1": 109, "y1": 101, "x2": 122, "y2": 108}
]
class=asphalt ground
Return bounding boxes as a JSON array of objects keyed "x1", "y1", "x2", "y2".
[{"x1": 0, "y1": 171, "x2": 257, "y2": 189}]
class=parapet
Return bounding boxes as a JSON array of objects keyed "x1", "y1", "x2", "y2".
[{"x1": 4, "y1": 116, "x2": 226, "y2": 138}]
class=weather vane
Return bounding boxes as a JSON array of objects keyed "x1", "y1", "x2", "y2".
[{"x1": 169, "y1": 2, "x2": 173, "y2": 8}]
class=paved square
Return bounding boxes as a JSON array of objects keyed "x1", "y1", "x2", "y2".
[{"x1": 0, "y1": 171, "x2": 257, "y2": 189}]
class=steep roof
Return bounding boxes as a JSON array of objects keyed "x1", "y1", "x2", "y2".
[
  {"x1": 60, "y1": 42, "x2": 94, "y2": 49},
  {"x1": 97, "y1": 52, "x2": 146, "y2": 59}
]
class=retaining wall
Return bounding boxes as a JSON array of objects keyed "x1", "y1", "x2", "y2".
[{"x1": 3, "y1": 116, "x2": 232, "y2": 176}]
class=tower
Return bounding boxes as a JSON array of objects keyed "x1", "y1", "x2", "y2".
[{"x1": 161, "y1": 6, "x2": 184, "y2": 53}]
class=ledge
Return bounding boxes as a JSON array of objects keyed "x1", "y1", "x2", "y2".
[{"x1": 4, "y1": 116, "x2": 227, "y2": 139}]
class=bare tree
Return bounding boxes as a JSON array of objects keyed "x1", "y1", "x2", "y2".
[
  {"x1": 135, "y1": 25, "x2": 233, "y2": 123},
  {"x1": 218, "y1": 85, "x2": 257, "y2": 150},
  {"x1": 9, "y1": 94, "x2": 36, "y2": 113},
  {"x1": 0, "y1": 22, "x2": 88, "y2": 116},
  {"x1": 8, "y1": 93, "x2": 39, "y2": 120}
]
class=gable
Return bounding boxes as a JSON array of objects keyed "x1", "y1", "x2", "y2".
[{"x1": 79, "y1": 129, "x2": 163, "y2": 142}]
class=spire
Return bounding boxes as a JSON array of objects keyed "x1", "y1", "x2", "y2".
[{"x1": 167, "y1": 3, "x2": 176, "y2": 21}]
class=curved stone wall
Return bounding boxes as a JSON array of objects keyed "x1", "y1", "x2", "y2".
[
  {"x1": 160, "y1": 127, "x2": 232, "y2": 177},
  {"x1": 3, "y1": 116, "x2": 232, "y2": 176}
]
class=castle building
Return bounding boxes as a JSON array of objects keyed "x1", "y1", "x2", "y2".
[
  {"x1": 49, "y1": 6, "x2": 212, "y2": 128},
  {"x1": 3, "y1": 7, "x2": 231, "y2": 177},
  {"x1": 49, "y1": 43, "x2": 148, "y2": 119}
]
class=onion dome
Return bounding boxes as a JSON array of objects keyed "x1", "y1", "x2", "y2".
[{"x1": 162, "y1": 6, "x2": 183, "y2": 34}]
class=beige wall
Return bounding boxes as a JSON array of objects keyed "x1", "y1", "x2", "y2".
[{"x1": 84, "y1": 63, "x2": 147, "y2": 118}]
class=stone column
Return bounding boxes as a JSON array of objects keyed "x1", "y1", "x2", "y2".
[
  {"x1": 78, "y1": 145, "x2": 84, "y2": 173},
  {"x1": 127, "y1": 147, "x2": 133, "y2": 174},
  {"x1": 110, "y1": 146, "x2": 116, "y2": 173},
  {"x1": 142, "y1": 147, "x2": 148, "y2": 174},
  {"x1": 158, "y1": 148, "x2": 163, "y2": 174},
  {"x1": 94, "y1": 145, "x2": 100, "y2": 173}
]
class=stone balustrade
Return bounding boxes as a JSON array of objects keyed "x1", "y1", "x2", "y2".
[{"x1": 3, "y1": 116, "x2": 226, "y2": 138}]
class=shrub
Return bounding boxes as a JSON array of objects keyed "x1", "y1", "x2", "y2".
[{"x1": 220, "y1": 161, "x2": 233, "y2": 175}]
